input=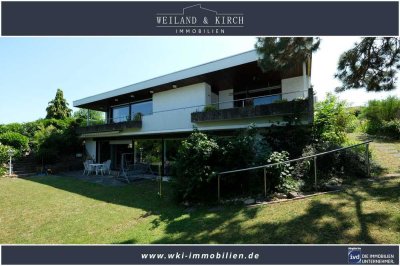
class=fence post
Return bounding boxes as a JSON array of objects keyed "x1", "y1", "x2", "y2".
[
  {"x1": 366, "y1": 143, "x2": 370, "y2": 177},
  {"x1": 314, "y1": 156, "x2": 317, "y2": 191},
  {"x1": 264, "y1": 168, "x2": 267, "y2": 198},
  {"x1": 217, "y1": 174, "x2": 221, "y2": 202}
]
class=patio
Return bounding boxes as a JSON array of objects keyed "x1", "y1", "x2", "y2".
[{"x1": 59, "y1": 170, "x2": 158, "y2": 187}]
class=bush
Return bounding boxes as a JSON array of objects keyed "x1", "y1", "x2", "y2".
[
  {"x1": 313, "y1": 94, "x2": 353, "y2": 145},
  {"x1": 266, "y1": 151, "x2": 302, "y2": 194},
  {"x1": 0, "y1": 166, "x2": 7, "y2": 176},
  {"x1": 217, "y1": 126, "x2": 272, "y2": 197},
  {"x1": 381, "y1": 119, "x2": 400, "y2": 139},
  {"x1": 33, "y1": 119, "x2": 81, "y2": 163},
  {"x1": 203, "y1": 104, "x2": 217, "y2": 112},
  {"x1": 0, "y1": 144, "x2": 14, "y2": 164},
  {"x1": 0, "y1": 132, "x2": 29, "y2": 152},
  {"x1": 363, "y1": 96, "x2": 400, "y2": 136},
  {"x1": 172, "y1": 131, "x2": 220, "y2": 203}
]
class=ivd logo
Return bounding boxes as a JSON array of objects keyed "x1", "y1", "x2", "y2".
[{"x1": 348, "y1": 247, "x2": 362, "y2": 264}]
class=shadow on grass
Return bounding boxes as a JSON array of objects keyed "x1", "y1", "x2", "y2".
[{"x1": 25, "y1": 175, "x2": 397, "y2": 244}]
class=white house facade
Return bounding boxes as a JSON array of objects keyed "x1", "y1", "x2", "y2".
[{"x1": 73, "y1": 50, "x2": 314, "y2": 173}]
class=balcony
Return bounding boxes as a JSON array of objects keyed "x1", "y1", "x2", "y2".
[
  {"x1": 191, "y1": 89, "x2": 314, "y2": 124},
  {"x1": 76, "y1": 116, "x2": 142, "y2": 134}
]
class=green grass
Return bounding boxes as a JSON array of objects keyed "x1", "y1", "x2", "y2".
[
  {"x1": 348, "y1": 133, "x2": 400, "y2": 174},
  {"x1": 0, "y1": 175, "x2": 399, "y2": 244}
]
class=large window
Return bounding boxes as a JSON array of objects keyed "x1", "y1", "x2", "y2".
[
  {"x1": 131, "y1": 100, "x2": 152, "y2": 118},
  {"x1": 112, "y1": 105, "x2": 130, "y2": 123}
]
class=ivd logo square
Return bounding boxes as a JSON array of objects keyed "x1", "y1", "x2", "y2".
[{"x1": 348, "y1": 247, "x2": 362, "y2": 264}]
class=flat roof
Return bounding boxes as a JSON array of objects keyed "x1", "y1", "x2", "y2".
[{"x1": 73, "y1": 49, "x2": 258, "y2": 108}]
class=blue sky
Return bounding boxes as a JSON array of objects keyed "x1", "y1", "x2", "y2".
[{"x1": 0, "y1": 37, "x2": 398, "y2": 124}]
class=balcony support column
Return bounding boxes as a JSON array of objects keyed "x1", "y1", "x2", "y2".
[
  {"x1": 308, "y1": 87, "x2": 314, "y2": 124},
  {"x1": 161, "y1": 138, "x2": 165, "y2": 176},
  {"x1": 87, "y1": 109, "x2": 90, "y2": 126}
]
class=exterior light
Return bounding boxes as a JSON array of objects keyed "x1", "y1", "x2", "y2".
[
  {"x1": 130, "y1": 95, "x2": 135, "y2": 98},
  {"x1": 114, "y1": 98, "x2": 119, "y2": 102},
  {"x1": 7, "y1": 149, "x2": 13, "y2": 176},
  {"x1": 172, "y1": 84, "x2": 177, "y2": 89},
  {"x1": 149, "y1": 90, "x2": 154, "y2": 94}
]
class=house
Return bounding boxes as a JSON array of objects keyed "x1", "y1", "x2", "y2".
[{"x1": 73, "y1": 50, "x2": 314, "y2": 174}]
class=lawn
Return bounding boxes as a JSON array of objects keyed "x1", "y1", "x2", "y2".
[
  {"x1": 348, "y1": 133, "x2": 400, "y2": 174},
  {"x1": 0, "y1": 174, "x2": 399, "y2": 244}
]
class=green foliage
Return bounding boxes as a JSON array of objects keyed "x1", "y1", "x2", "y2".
[
  {"x1": 335, "y1": 37, "x2": 400, "y2": 92},
  {"x1": 266, "y1": 151, "x2": 301, "y2": 194},
  {"x1": 217, "y1": 126, "x2": 272, "y2": 197},
  {"x1": 219, "y1": 125, "x2": 271, "y2": 169},
  {"x1": 381, "y1": 119, "x2": 400, "y2": 139},
  {"x1": 172, "y1": 131, "x2": 220, "y2": 202},
  {"x1": 46, "y1": 88, "x2": 72, "y2": 119},
  {"x1": 0, "y1": 144, "x2": 14, "y2": 164},
  {"x1": 172, "y1": 126, "x2": 274, "y2": 202},
  {"x1": 33, "y1": 119, "x2": 81, "y2": 163},
  {"x1": 0, "y1": 167, "x2": 7, "y2": 176},
  {"x1": 255, "y1": 37, "x2": 320, "y2": 72},
  {"x1": 363, "y1": 96, "x2": 400, "y2": 137},
  {"x1": 133, "y1": 112, "x2": 142, "y2": 121},
  {"x1": 203, "y1": 105, "x2": 217, "y2": 112},
  {"x1": 74, "y1": 109, "x2": 104, "y2": 125},
  {"x1": 0, "y1": 132, "x2": 29, "y2": 152},
  {"x1": 313, "y1": 94, "x2": 352, "y2": 145}
]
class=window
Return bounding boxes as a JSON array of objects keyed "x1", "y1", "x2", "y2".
[
  {"x1": 112, "y1": 105, "x2": 130, "y2": 123},
  {"x1": 253, "y1": 94, "x2": 282, "y2": 106},
  {"x1": 131, "y1": 100, "x2": 152, "y2": 118}
]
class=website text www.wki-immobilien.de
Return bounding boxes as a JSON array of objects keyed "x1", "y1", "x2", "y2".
[{"x1": 141, "y1": 250, "x2": 260, "y2": 262}]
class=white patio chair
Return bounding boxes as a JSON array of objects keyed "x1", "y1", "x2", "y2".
[
  {"x1": 83, "y1": 161, "x2": 94, "y2": 175},
  {"x1": 100, "y1": 160, "x2": 112, "y2": 176}
]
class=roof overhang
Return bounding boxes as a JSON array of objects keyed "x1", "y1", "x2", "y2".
[{"x1": 73, "y1": 50, "x2": 259, "y2": 109}]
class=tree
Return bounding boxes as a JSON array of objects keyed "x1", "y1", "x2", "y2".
[
  {"x1": 335, "y1": 37, "x2": 400, "y2": 92},
  {"x1": 255, "y1": 37, "x2": 320, "y2": 72},
  {"x1": 46, "y1": 89, "x2": 72, "y2": 119}
]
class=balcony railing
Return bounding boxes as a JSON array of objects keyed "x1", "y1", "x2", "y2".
[
  {"x1": 76, "y1": 88, "x2": 314, "y2": 134},
  {"x1": 76, "y1": 115, "x2": 142, "y2": 134},
  {"x1": 192, "y1": 88, "x2": 314, "y2": 123}
]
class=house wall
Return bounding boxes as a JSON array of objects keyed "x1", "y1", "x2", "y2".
[
  {"x1": 85, "y1": 139, "x2": 96, "y2": 161},
  {"x1": 219, "y1": 89, "x2": 234, "y2": 109},
  {"x1": 281, "y1": 76, "x2": 310, "y2": 101},
  {"x1": 139, "y1": 82, "x2": 209, "y2": 133}
]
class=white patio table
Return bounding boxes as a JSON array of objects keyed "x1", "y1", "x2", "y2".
[{"x1": 89, "y1": 163, "x2": 105, "y2": 175}]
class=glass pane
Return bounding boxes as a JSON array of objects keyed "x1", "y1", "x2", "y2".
[
  {"x1": 254, "y1": 94, "x2": 282, "y2": 106},
  {"x1": 112, "y1": 105, "x2": 130, "y2": 123},
  {"x1": 131, "y1": 100, "x2": 153, "y2": 118}
]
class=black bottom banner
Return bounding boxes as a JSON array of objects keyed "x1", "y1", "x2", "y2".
[{"x1": 1, "y1": 245, "x2": 399, "y2": 265}]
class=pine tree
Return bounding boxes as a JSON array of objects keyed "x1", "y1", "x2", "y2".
[
  {"x1": 46, "y1": 88, "x2": 72, "y2": 119},
  {"x1": 255, "y1": 37, "x2": 320, "y2": 72},
  {"x1": 335, "y1": 37, "x2": 400, "y2": 92}
]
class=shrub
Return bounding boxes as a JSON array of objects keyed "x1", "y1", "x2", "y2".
[
  {"x1": 363, "y1": 96, "x2": 400, "y2": 136},
  {"x1": 266, "y1": 151, "x2": 302, "y2": 194},
  {"x1": 172, "y1": 131, "x2": 220, "y2": 203},
  {"x1": 0, "y1": 132, "x2": 29, "y2": 152},
  {"x1": 0, "y1": 144, "x2": 14, "y2": 164},
  {"x1": 0, "y1": 167, "x2": 7, "y2": 176},
  {"x1": 381, "y1": 119, "x2": 400, "y2": 139},
  {"x1": 313, "y1": 94, "x2": 353, "y2": 145},
  {"x1": 203, "y1": 104, "x2": 217, "y2": 112},
  {"x1": 33, "y1": 119, "x2": 81, "y2": 163},
  {"x1": 217, "y1": 125, "x2": 272, "y2": 197}
]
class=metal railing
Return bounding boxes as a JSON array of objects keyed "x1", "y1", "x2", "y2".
[
  {"x1": 217, "y1": 140, "x2": 372, "y2": 201},
  {"x1": 83, "y1": 89, "x2": 310, "y2": 126}
]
